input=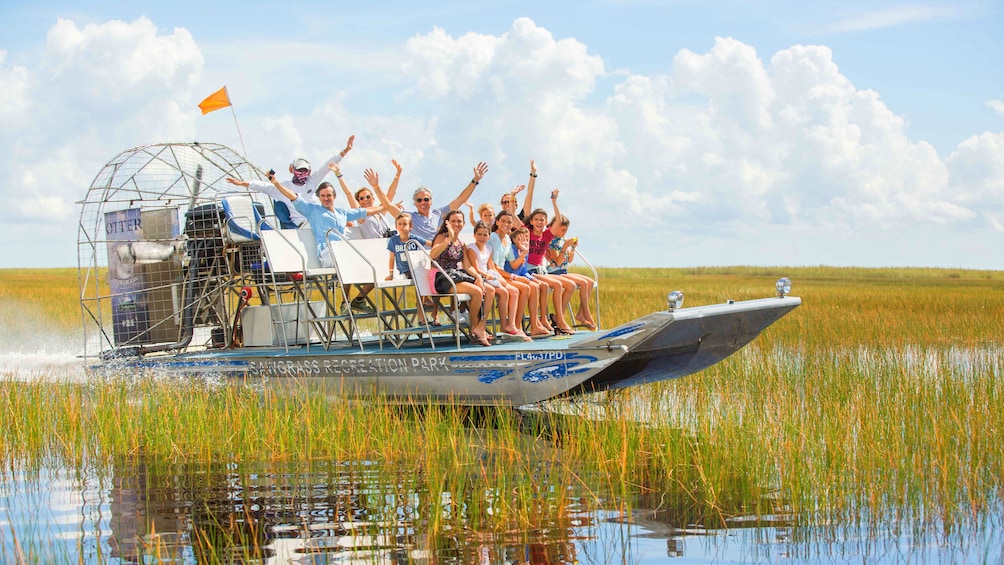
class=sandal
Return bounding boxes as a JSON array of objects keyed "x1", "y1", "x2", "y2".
[
  {"x1": 502, "y1": 329, "x2": 533, "y2": 342},
  {"x1": 470, "y1": 333, "x2": 492, "y2": 347}
]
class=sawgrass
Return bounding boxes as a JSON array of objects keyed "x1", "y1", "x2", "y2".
[
  {"x1": 1, "y1": 265, "x2": 1003, "y2": 561},
  {"x1": 0, "y1": 268, "x2": 83, "y2": 329}
]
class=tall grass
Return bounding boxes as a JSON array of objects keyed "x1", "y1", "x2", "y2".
[{"x1": 1, "y1": 266, "x2": 1003, "y2": 560}]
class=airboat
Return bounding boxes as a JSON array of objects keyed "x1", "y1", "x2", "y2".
[{"x1": 78, "y1": 142, "x2": 800, "y2": 405}]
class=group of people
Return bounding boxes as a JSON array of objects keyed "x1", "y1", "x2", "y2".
[{"x1": 225, "y1": 136, "x2": 596, "y2": 347}]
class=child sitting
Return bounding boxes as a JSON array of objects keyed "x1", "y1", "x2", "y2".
[{"x1": 546, "y1": 214, "x2": 596, "y2": 330}]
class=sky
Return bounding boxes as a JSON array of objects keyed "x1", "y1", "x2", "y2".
[{"x1": 0, "y1": 0, "x2": 1001, "y2": 270}]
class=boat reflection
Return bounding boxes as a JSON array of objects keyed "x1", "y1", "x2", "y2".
[{"x1": 106, "y1": 457, "x2": 590, "y2": 564}]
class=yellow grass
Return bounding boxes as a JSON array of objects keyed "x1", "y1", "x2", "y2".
[{"x1": 1, "y1": 265, "x2": 1002, "y2": 560}]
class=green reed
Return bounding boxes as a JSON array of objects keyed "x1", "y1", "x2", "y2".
[{"x1": 2, "y1": 266, "x2": 1004, "y2": 560}]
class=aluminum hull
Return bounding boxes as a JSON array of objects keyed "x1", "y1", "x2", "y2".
[{"x1": 94, "y1": 296, "x2": 800, "y2": 405}]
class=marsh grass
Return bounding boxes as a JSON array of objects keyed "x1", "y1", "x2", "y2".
[
  {"x1": 2, "y1": 266, "x2": 1003, "y2": 560},
  {"x1": 0, "y1": 269, "x2": 82, "y2": 330}
]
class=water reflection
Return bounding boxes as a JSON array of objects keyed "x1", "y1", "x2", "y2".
[
  {"x1": 3, "y1": 412, "x2": 1001, "y2": 563},
  {"x1": 102, "y1": 457, "x2": 591, "y2": 564}
]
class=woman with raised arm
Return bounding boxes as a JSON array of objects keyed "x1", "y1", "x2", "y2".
[
  {"x1": 430, "y1": 211, "x2": 492, "y2": 346},
  {"x1": 333, "y1": 159, "x2": 402, "y2": 240},
  {"x1": 499, "y1": 184, "x2": 525, "y2": 217},
  {"x1": 522, "y1": 186, "x2": 576, "y2": 335}
]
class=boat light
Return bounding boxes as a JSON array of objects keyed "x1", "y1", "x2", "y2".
[
  {"x1": 776, "y1": 277, "x2": 792, "y2": 298},
  {"x1": 667, "y1": 290, "x2": 685, "y2": 311}
]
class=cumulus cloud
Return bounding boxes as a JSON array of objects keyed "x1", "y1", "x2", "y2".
[
  {"x1": 0, "y1": 17, "x2": 203, "y2": 230},
  {"x1": 398, "y1": 26, "x2": 994, "y2": 244},
  {"x1": 988, "y1": 99, "x2": 1004, "y2": 117},
  {"x1": 1, "y1": 15, "x2": 1002, "y2": 269},
  {"x1": 0, "y1": 50, "x2": 32, "y2": 123}
]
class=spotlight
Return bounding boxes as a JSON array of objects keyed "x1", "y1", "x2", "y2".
[
  {"x1": 667, "y1": 290, "x2": 685, "y2": 311},
  {"x1": 776, "y1": 277, "x2": 792, "y2": 298}
]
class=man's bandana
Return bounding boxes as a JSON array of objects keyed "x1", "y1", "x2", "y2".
[{"x1": 292, "y1": 169, "x2": 310, "y2": 186}]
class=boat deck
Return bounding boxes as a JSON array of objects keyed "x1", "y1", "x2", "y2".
[{"x1": 181, "y1": 330, "x2": 598, "y2": 362}]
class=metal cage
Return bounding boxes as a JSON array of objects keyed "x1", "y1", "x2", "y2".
[{"x1": 77, "y1": 142, "x2": 269, "y2": 360}]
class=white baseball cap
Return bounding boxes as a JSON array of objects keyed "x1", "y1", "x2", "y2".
[{"x1": 291, "y1": 158, "x2": 310, "y2": 171}]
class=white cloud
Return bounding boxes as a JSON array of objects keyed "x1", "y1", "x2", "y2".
[
  {"x1": 818, "y1": 5, "x2": 962, "y2": 34},
  {"x1": 946, "y1": 132, "x2": 1004, "y2": 205},
  {"x1": 0, "y1": 50, "x2": 32, "y2": 123},
  {"x1": 0, "y1": 17, "x2": 203, "y2": 231},
  {"x1": 1, "y1": 15, "x2": 1002, "y2": 269},
  {"x1": 988, "y1": 99, "x2": 1004, "y2": 117}
]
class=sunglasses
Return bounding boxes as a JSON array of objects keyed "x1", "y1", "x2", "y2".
[
  {"x1": 357, "y1": 194, "x2": 373, "y2": 200},
  {"x1": 501, "y1": 199, "x2": 512, "y2": 204},
  {"x1": 416, "y1": 197, "x2": 431, "y2": 202}
]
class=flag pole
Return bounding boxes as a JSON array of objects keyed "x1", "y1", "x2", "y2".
[{"x1": 229, "y1": 104, "x2": 249, "y2": 159}]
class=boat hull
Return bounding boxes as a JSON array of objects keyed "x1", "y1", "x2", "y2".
[
  {"x1": 93, "y1": 296, "x2": 800, "y2": 405},
  {"x1": 571, "y1": 296, "x2": 801, "y2": 393}
]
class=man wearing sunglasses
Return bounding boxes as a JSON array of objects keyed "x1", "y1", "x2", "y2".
[
  {"x1": 409, "y1": 162, "x2": 489, "y2": 248},
  {"x1": 227, "y1": 135, "x2": 355, "y2": 228}
]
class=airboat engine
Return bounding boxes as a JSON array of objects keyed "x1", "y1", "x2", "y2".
[{"x1": 78, "y1": 142, "x2": 268, "y2": 360}]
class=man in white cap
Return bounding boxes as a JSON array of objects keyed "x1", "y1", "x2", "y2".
[{"x1": 227, "y1": 135, "x2": 355, "y2": 227}]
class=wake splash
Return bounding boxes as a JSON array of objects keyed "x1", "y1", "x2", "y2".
[
  {"x1": 0, "y1": 345, "x2": 88, "y2": 381},
  {"x1": 0, "y1": 300, "x2": 89, "y2": 381}
]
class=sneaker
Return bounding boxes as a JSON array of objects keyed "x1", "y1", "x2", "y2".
[
  {"x1": 457, "y1": 311, "x2": 469, "y2": 326},
  {"x1": 351, "y1": 297, "x2": 376, "y2": 314}
]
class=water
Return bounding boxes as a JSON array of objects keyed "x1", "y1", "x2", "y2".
[
  {"x1": 2, "y1": 343, "x2": 1003, "y2": 563},
  {"x1": 3, "y1": 459, "x2": 1000, "y2": 564}
]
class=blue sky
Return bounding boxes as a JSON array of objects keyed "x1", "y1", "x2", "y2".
[{"x1": 1, "y1": 0, "x2": 1002, "y2": 269}]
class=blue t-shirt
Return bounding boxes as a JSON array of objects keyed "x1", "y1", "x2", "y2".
[
  {"x1": 386, "y1": 234, "x2": 423, "y2": 274},
  {"x1": 292, "y1": 198, "x2": 367, "y2": 257},
  {"x1": 504, "y1": 242, "x2": 531, "y2": 278},
  {"x1": 408, "y1": 205, "x2": 450, "y2": 248},
  {"x1": 488, "y1": 232, "x2": 514, "y2": 269}
]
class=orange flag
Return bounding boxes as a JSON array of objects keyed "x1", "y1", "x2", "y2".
[{"x1": 198, "y1": 86, "x2": 231, "y2": 115}]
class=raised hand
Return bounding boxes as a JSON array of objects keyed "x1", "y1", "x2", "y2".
[
  {"x1": 363, "y1": 168, "x2": 379, "y2": 188},
  {"x1": 473, "y1": 162, "x2": 488, "y2": 182},
  {"x1": 530, "y1": 159, "x2": 536, "y2": 176},
  {"x1": 392, "y1": 159, "x2": 402, "y2": 175},
  {"x1": 512, "y1": 184, "x2": 526, "y2": 195},
  {"x1": 550, "y1": 189, "x2": 560, "y2": 200},
  {"x1": 341, "y1": 135, "x2": 355, "y2": 156},
  {"x1": 328, "y1": 162, "x2": 340, "y2": 173}
]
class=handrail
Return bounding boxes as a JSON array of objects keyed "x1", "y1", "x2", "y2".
[
  {"x1": 323, "y1": 228, "x2": 365, "y2": 351},
  {"x1": 333, "y1": 235, "x2": 393, "y2": 350},
  {"x1": 404, "y1": 243, "x2": 466, "y2": 351},
  {"x1": 256, "y1": 219, "x2": 309, "y2": 352}
]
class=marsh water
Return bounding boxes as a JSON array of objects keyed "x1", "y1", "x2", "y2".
[
  {"x1": 4, "y1": 439, "x2": 1001, "y2": 564},
  {"x1": 2, "y1": 345, "x2": 1002, "y2": 564}
]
